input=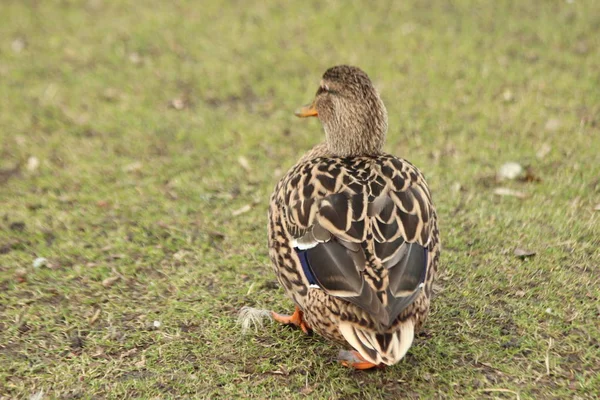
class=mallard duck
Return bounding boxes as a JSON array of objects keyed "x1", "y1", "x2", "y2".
[{"x1": 268, "y1": 65, "x2": 440, "y2": 369}]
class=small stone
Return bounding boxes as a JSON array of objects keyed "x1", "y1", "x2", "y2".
[
  {"x1": 237, "y1": 156, "x2": 251, "y2": 172},
  {"x1": 170, "y1": 98, "x2": 185, "y2": 110},
  {"x1": 33, "y1": 257, "x2": 48, "y2": 268},
  {"x1": 502, "y1": 89, "x2": 514, "y2": 102},
  {"x1": 26, "y1": 156, "x2": 40, "y2": 172},
  {"x1": 102, "y1": 276, "x2": 120, "y2": 288},
  {"x1": 514, "y1": 248, "x2": 536, "y2": 258},
  {"x1": 11, "y1": 37, "x2": 26, "y2": 53},
  {"x1": 498, "y1": 162, "x2": 523, "y2": 180}
]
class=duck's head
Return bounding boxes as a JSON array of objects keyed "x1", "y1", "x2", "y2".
[{"x1": 296, "y1": 65, "x2": 388, "y2": 157}]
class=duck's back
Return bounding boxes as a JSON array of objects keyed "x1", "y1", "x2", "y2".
[{"x1": 268, "y1": 150, "x2": 440, "y2": 365}]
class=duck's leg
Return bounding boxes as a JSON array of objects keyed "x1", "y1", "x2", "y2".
[
  {"x1": 271, "y1": 306, "x2": 311, "y2": 334},
  {"x1": 338, "y1": 350, "x2": 384, "y2": 370}
]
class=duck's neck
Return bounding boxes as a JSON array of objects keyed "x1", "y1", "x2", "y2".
[
  {"x1": 323, "y1": 122, "x2": 387, "y2": 158},
  {"x1": 322, "y1": 95, "x2": 389, "y2": 157}
]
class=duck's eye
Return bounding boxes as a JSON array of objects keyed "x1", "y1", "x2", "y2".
[{"x1": 317, "y1": 84, "x2": 330, "y2": 95}]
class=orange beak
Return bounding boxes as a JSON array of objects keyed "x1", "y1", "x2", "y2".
[{"x1": 294, "y1": 101, "x2": 318, "y2": 118}]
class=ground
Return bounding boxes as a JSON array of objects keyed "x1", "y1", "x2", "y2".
[{"x1": 1, "y1": 0, "x2": 599, "y2": 398}]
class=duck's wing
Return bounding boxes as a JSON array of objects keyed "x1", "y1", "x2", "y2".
[{"x1": 280, "y1": 155, "x2": 436, "y2": 328}]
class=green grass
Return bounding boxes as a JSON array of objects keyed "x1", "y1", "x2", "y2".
[{"x1": 1, "y1": 0, "x2": 599, "y2": 398}]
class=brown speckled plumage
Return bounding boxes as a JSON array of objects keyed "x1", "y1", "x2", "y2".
[{"x1": 268, "y1": 66, "x2": 440, "y2": 366}]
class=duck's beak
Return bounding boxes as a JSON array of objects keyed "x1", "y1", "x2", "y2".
[{"x1": 295, "y1": 101, "x2": 318, "y2": 118}]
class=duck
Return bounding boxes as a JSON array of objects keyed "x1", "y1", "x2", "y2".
[{"x1": 267, "y1": 65, "x2": 440, "y2": 369}]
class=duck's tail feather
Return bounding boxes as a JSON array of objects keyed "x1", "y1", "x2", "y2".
[{"x1": 338, "y1": 319, "x2": 415, "y2": 365}]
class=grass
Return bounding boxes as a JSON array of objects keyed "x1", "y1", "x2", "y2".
[{"x1": 1, "y1": 0, "x2": 599, "y2": 398}]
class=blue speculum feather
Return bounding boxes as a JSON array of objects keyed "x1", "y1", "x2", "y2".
[{"x1": 295, "y1": 248, "x2": 318, "y2": 286}]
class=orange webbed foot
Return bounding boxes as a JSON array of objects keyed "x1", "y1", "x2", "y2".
[
  {"x1": 338, "y1": 350, "x2": 385, "y2": 370},
  {"x1": 271, "y1": 306, "x2": 311, "y2": 334}
]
